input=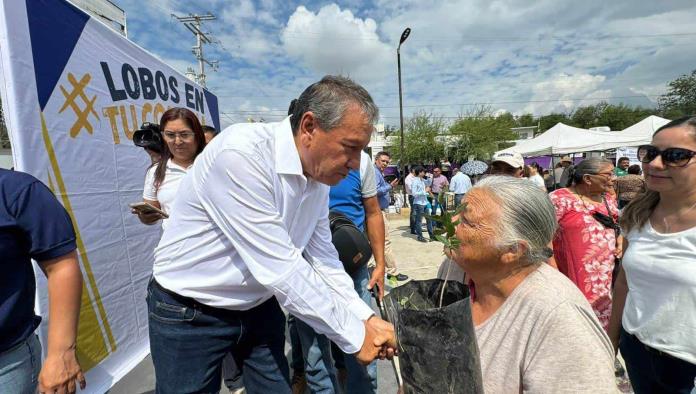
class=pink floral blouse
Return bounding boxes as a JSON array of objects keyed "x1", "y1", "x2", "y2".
[{"x1": 549, "y1": 188, "x2": 619, "y2": 331}]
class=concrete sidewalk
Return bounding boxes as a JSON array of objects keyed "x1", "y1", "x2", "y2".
[{"x1": 109, "y1": 214, "x2": 444, "y2": 394}]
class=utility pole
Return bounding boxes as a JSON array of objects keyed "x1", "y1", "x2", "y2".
[{"x1": 171, "y1": 13, "x2": 218, "y2": 88}]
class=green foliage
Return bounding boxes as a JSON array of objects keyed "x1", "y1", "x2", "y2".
[
  {"x1": 427, "y1": 189, "x2": 464, "y2": 251},
  {"x1": 447, "y1": 106, "x2": 517, "y2": 161},
  {"x1": 515, "y1": 113, "x2": 536, "y2": 127},
  {"x1": 567, "y1": 101, "x2": 656, "y2": 130},
  {"x1": 538, "y1": 113, "x2": 571, "y2": 132},
  {"x1": 658, "y1": 69, "x2": 696, "y2": 117},
  {"x1": 390, "y1": 111, "x2": 446, "y2": 165}
]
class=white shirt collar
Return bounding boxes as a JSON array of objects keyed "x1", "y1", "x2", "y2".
[
  {"x1": 274, "y1": 117, "x2": 304, "y2": 176},
  {"x1": 166, "y1": 158, "x2": 193, "y2": 172}
]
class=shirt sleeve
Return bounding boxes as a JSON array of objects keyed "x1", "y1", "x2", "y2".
[
  {"x1": 548, "y1": 191, "x2": 567, "y2": 221},
  {"x1": 142, "y1": 165, "x2": 157, "y2": 201},
  {"x1": 303, "y1": 202, "x2": 375, "y2": 324},
  {"x1": 195, "y1": 149, "x2": 370, "y2": 353},
  {"x1": 374, "y1": 166, "x2": 391, "y2": 197},
  {"x1": 450, "y1": 176, "x2": 460, "y2": 192},
  {"x1": 12, "y1": 181, "x2": 76, "y2": 261},
  {"x1": 523, "y1": 302, "x2": 616, "y2": 392},
  {"x1": 360, "y1": 154, "x2": 377, "y2": 199}
]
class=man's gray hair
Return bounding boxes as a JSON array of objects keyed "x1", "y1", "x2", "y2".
[
  {"x1": 474, "y1": 176, "x2": 558, "y2": 264},
  {"x1": 289, "y1": 75, "x2": 379, "y2": 135}
]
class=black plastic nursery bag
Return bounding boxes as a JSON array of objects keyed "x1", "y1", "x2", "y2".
[{"x1": 383, "y1": 279, "x2": 483, "y2": 394}]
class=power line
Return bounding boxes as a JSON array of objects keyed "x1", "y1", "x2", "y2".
[
  {"x1": 280, "y1": 30, "x2": 696, "y2": 43},
  {"x1": 171, "y1": 13, "x2": 218, "y2": 88},
  {"x1": 218, "y1": 94, "x2": 660, "y2": 116}
]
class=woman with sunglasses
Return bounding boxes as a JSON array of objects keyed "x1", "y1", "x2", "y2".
[
  {"x1": 609, "y1": 116, "x2": 696, "y2": 393},
  {"x1": 133, "y1": 107, "x2": 206, "y2": 227},
  {"x1": 549, "y1": 158, "x2": 621, "y2": 332}
]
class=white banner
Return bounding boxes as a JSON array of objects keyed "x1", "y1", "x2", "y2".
[
  {"x1": 0, "y1": 1, "x2": 220, "y2": 392},
  {"x1": 615, "y1": 147, "x2": 640, "y2": 167}
]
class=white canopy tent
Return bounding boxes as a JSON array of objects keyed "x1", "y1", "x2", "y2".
[
  {"x1": 497, "y1": 123, "x2": 637, "y2": 157},
  {"x1": 610, "y1": 115, "x2": 670, "y2": 146},
  {"x1": 496, "y1": 116, "x2": 672, "y2": 157}
]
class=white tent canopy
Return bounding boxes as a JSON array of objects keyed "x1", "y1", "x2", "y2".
[
  {"x1": 497, "y1": 123, "x2": 636, "y2": 156},
  {"x1": 611, "y1": 115, "x2": 670, "y2": 146},
  {"x1": 497, "y1": 116, "x2": 671, "y2": 157}
]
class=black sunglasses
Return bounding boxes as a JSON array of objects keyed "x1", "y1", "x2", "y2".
[{"x1": 637, "y1": 145, "x2": 696, "y2": 167}]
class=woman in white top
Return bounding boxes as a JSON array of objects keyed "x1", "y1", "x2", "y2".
[
  {"x1": 609, "y1": 116, "x2": 696, "y2": 393},
  {"x1": 133, "y1": 107, "x2": 206, "y2": 226},
  {"x1": 525, "y1": 162, "x2": 547, "y2": 191}
]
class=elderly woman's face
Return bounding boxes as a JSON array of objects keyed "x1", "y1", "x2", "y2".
[{"x1": 452, "y1": 188, "x2": 502, "y2": 270}]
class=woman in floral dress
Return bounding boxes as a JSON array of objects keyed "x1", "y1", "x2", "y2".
[{"x1": 549, "y1": 158, "x2": 621, "y2": 331}]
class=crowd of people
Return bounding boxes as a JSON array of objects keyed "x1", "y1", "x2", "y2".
[{"x1": 1, "y1": 74, "x2": 695, "y2": 394}]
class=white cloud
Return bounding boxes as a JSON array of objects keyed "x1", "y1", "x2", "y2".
[
  {"x1": 117, "y1": 0, "x2": 696, "y2": 127},
  {"x1": 521, "y1": 74, "x2": 608, "y2": 114},
  {"x1": 281, "y1": 5, "x2": 392, "y2": 82}
]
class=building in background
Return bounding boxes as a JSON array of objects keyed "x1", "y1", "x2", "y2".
[
  {"x1": 367, "y1": 123, "x2": 393, "y2": 159},
  {"x1": 511, "y1": 126, "x2": 537, "y2": 141}
]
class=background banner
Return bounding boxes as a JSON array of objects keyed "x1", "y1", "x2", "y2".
[
  {"x1": 0, "y1": 1, "x2": 220, "y2": 391},
  {"x1": 615, "y1": 147, "x2": 640, "y2": 167}
]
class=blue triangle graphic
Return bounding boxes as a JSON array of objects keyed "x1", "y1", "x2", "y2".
[
  {"x1": 203, "y1": 89, "x2": 221, "y2": 132},
  {"x1": 26, "y1": 0, "x2": 90, "y2": 110}
]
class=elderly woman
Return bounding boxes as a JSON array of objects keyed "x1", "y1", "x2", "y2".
[
  {"x1": 450, "y1": 176, "x2": 616, "y2": 392},
  {"x1": 549, "y1": 158, "x2": 621, "y2": 331}
]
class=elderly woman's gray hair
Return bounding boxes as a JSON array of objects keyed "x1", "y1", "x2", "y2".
[
  {"x1": 474, "y1": 176, "x2": 558, "y2": 264},
  {"x1": 289, "y1": 75, "x2": 379, "y2": 135},
  {"x1": 567, "y1": 157, "x2": 613, "y2": 187}
]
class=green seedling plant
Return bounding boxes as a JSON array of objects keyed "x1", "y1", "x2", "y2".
[
  {"x1": 426, "y1": 188, "x2": 465, "y2": 252},
  {"x1": 425, "y1": 187, "x2": 468, "y2": 308}
]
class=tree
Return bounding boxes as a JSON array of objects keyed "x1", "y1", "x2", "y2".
[
  {"x1": 447, "y1": 106, "x2": 517, "y2": 161},
  {"x1": 537, "y1": 113, "x2": 571, "y2": 132},
  {"x1": 384, "y1": 124, "x2": 399, "y2": 137},
  {"x1": 390, "y1": 112, "x2": 446, "y2": 166},
  {"x1": 515, "y1": 113, "x2": 536, "y2": 127},
  {"x1": 597, "y1": 103, "x2": 655, "y2": 130},
  {"x1": 570, "y1": 103, "x2": 608, "y2": 128},
  {"x1": 658, "y1": 69, "x2": 696, "y2": 118}
]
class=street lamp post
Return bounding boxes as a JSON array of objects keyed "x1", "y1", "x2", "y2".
[{"x1": 397, "y1": 27, "x2": 411, "y2": 207}]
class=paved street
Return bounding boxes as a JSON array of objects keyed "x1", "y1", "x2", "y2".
[{"x1": 110, "y1": 212, "x2": 445, "y2": 394}]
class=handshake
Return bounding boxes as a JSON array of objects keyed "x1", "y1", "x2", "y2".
[{"x1": 356, "y1": 316, "x2": 398, "y2": 364}]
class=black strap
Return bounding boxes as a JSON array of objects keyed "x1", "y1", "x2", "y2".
[{"x1": 598, "y1": 194, "x2": 620, "y2": 239}]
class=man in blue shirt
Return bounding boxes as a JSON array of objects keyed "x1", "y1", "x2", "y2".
[
  {"x1": 290, "y1": 151, "x2": 386, "y2": 394},
  {"x1": 0, "y1": 169, "x2": 85, "y2": 394},
  {"x1": 374, "y1": 152, "x2": 408, "y2": 282}
]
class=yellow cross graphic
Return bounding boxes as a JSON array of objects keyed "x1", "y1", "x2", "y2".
[{"x1": 59, "y1": 73, "x2": 99, "y2": 137}]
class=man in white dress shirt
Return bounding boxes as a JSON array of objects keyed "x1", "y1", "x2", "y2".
[{"x1": 146, "y1": 76, "x2": 396, "y2": 393}]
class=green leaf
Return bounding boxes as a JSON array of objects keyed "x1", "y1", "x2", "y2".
[{"x1": 434, "y1": 235, "x2": 449, "y2": 244}]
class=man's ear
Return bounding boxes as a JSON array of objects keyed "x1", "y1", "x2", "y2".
[{"x1": 299, "y1": 111, "x2": 317, "y2": 144}]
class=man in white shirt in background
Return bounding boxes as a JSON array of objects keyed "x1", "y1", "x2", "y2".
[
  {"x1": 449, "y1": 168, "x2": 472, "y2": 207},
  {"x1": 404, "y1": 167, "x2": 417, "y2": 234},
  {"x1": 147, "y1": 76, "x2": 397, "y2": 393}
]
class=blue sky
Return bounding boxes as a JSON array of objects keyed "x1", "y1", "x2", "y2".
[{"x1": 115, "y1": 0, "x2": 696, "y2": 128}]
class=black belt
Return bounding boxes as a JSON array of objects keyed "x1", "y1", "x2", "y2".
[{"x1": 151, "y1": 279, "x2": 275, "y2": 319}]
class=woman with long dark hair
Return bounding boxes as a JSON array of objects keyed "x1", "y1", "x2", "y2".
[
  {"x1": 133, "y1": 107, "x2": 205, "y2": 227},
  {"x1": 609, "y1": 116, "x2": 696, "y2": 393}
]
